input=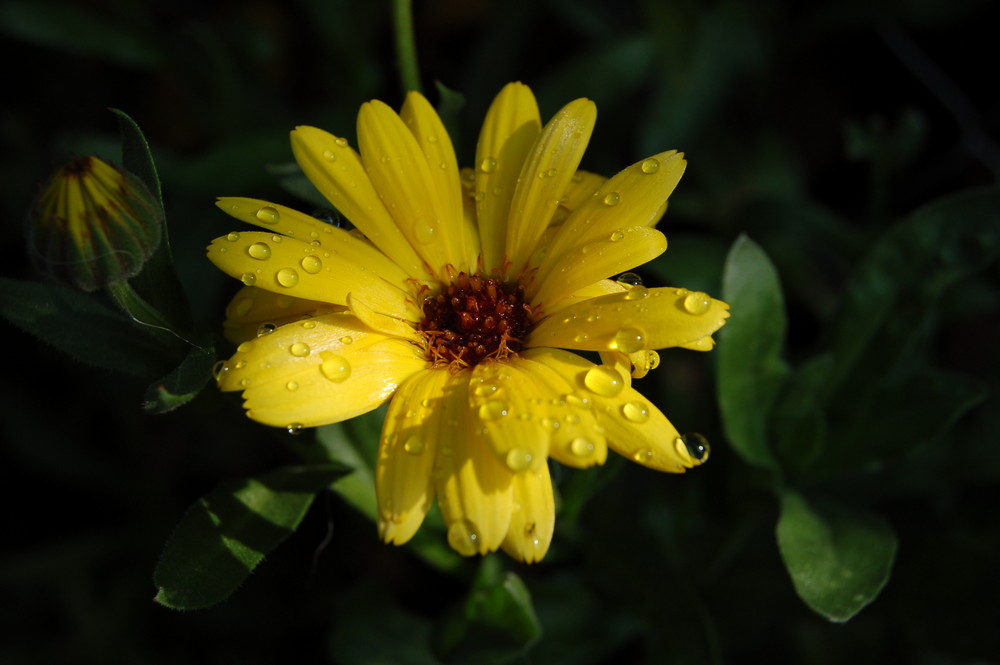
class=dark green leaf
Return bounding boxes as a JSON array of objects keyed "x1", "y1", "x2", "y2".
[
  {"x1": 717, "y1": 235, "x2": 789, "y2": 470},
  {"x1": 154, "y1": 464, "x2": 349, "y2": 610},
  {"x1": 0, "y1": 277, "x2": 168, "y2": 378},
  {"x1": 143, "y1": 343, "x2": 217, "y2": 414},
  {"x1": 111, "y1": 108, "x2": 163, "y2": 207},
  {"x1": 772, "y1": 354, "x2": 834, "y2": 473},
  {"x1": 776, "y1": 490, "x2": 897, "y2": 622}
]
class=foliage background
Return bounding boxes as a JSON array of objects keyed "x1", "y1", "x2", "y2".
[{"x1": 1, "y1": 0, "x2": 998, "y2": 663}]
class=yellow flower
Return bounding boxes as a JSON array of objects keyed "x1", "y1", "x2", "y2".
[{"x1": 208, "y1": 83, "x2": 729, "y2": 562}]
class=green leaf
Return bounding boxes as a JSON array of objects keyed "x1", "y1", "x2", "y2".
[
  {"x1": 154, "y1": 464, "x2": 349, "y2": 610},
  {"x1": 776, "y1": 490, "x2": 897, "y2": 622},
  {"x1": 143, "y1": 343, "x2": 217, "y2": 414},
  {"x1": 110, "y1": 108, "x2": 163, "y2": 207},
  {"x1": 717, "y1": 235, "x2": 790, "y2": 470},
  {"x1": 0, "y1": 277, "x2": 169, "y2": 378},
  {"x1": 434, "y1": 556, "x2": 541, "y2": 663},
  {"x1": 772, "y1": 354, "x2": 834, "y2": 473}
]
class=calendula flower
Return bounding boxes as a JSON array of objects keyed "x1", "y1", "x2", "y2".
[
  {"x1": 208, "y1": 83, "x2": 729, "y2": 562},
  {"x1": 30, "y1": 156, "x2": 162, "y2": 291}
]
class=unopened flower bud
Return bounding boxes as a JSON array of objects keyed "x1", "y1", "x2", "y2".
[{"x1": 30, "y1": 156, "x2": 162, "y2": 291}]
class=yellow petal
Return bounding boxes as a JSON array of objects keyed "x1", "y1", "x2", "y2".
[
  {"x1": 376, "y1": 368, "x2": 453, "y2": 545},
  {"x1": 346, "y1": 292, "x2": 421, "y2": 341},
  {"x1": 357, "y1": 99, "x2": 458, "y2": 276},
  {"x1": 528, "y1": 286, "x2": 729, "y2": 352},
  {"x1": 529, "y1": 226, "x2": 667, "y2": 306},
  {"x1": 560, "y1": 170, "x2": 606, "y2": 212},
  {"x1": 400, "y1": 91, "x2": 479, "y2": 272},
  {"x1": 206, "y1": 231, "x2": 418, "y2": 321},
  {"x1": 506, "y1": 98, "x2": 597, "y2": 274},
  {"x1": 222, "y1": 285, "x2": 343, "y2": 344},
  {"x1": 501, "y1": 464, "x2": 555, "y2": 563},
  {"x1": 290, "y1": 126, "x2": 429, "y2": 279},
  {"x1": 433, "y1": 375, "x2": 513, "y2": 555},
  {"x1": 217, "y1": 312, "x2": 426, "y2": 428},
  {"x1": 539, "y1": 151, "x2": 686, "y2": 274},
  {"x1": 215, "y1": 197, "x2": 411, "y2": 287},
  {"x1": 474, "y1": 82, "x2": 541, "y2": 273}
]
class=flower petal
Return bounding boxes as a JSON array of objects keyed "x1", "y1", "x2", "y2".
[
  {"x1": 346, "y1": 292, "x2": 421, "y2": 341},
  {"x1": 539, "y1": 150, "x2": 686, "y2": 274},
  {"x1": 217, "y1": 312, "x2": 426, "y2": 428},
  {"x1": 400, "y1": 91, "x2": 479, "y2": 272},
  {"x1": 474, "y1": 82, "x2": 541, "y2": 273},
  {"x1": 376, "y1": 368, "x2": 453, "y2": 545},
  {"x1": 216, "y1": 197, "x2": 411, "y2": 287},
  {"x1": 222, "y1": 285, "x2": 342, "y2": 344},
  {"x1": 433, "y1": 376, "x2": 514, "y2": 555},
  {"x1": 529, "y1": 226, "x2": 667, "y2": 306},
  {"x1": 501, "y1": 463, "x2": 555, "y2": 563},
  {"x1": 206, "y1": 231, "x2": 418, "y2": 320},
  {"x1": 528, "y1": 286, "x2": 729, "y2": 352},
  {"x1": 290, "y1": 126, "x2": 429, "y2": 279},
  {"x1": 506, "y1": 98, "x2": 597, "y2": 274},
  {"x1": 358, "y1": 99, "x2": 459, "y2": 276}
]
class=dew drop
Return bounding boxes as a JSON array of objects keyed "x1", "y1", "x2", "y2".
[
  {"x1": 320, "y1": 354, "x2": 351, "y2": 382},
  {"x1": 609, "y1": 230, "x2": 625, "y2": 242},
  {"x1": 300, "y1": 255, "x2": 322, "y2": 274},
  {"x1": 211, "y1": 361, "x2": 226, "y2": 381},
  {"x1": 676, "y1": 432, "x2": 711, "y2": 464},
  {"x1": 478, "y1": 400, "x2": 509, "y2": 421},
  {"x1": 403, "y1": 436, "x2": 425, "y2": 455},
  {"x1": 505, "y1": 448, "x2": 534, "y2": 471},
  {"x1": 334, "y1": 137, "x2": 348, "y2": 147},
  {"x1": 276, "y1": 267, "x2": 300, "y2": 287},
  {"x1": 256, "y1": 322, "x2": 276, "y2": 336},
  {"x1": 247, "y1": 242, "x2": 271, "y2": 260},
  {"x1": 612, "y1": 327, "x2": 645, "y2": 353},
  {"x1": 240, "y1": 272, "x2": 257, "y2": 286},
  {"x1": 226, "y1": 231, "x2": 240, "y2": 242},
  {"x1": 565, "y1": 394, "x2": 590, "y2": 409},
  {"x1": 574, "y1": 333, "x2": 590, "y2": 343},
  {"x1": 621, "y1": 400, "x2": 650, "y2": 423},
  {"x1": 286, "y1": 380, "x2": 299, "y2": 392},
  {"x1": 301, "y1": 320, "x2": 316, "y2": 329},
  {"x1": 479, "y1": 157, "x2": 497, "y2": 173},
  {"x1": 640, "y1": 158, "x2": 660, "y2": 174},
  {"x1": 255, "y1": 206, "x2": 280, "y2": 225},
  {"x1": 570, "y1": 437, "x2": 595, "y2": 457},
  {"x1": 473, "y1": 381, "x2": 500, "y2": 397},
  {"x1": 615, "y1": 272, "x2": 643, "y2": 287},
  {"x1": 236, "y1": 342, "x2": 253, "y2": 353},
  {"x1": 632, "y1": 448, "x2": 654, "y2": 463},
  {"x1": 286, "y1": 423, "x2": 303, "y2": 435},
  {"x1": 446, "y1": 520, "x2": 480, "y2": 557},
  {"x1": 624, "y1": 285, "x2": 649, "y2": 300},
  {"x1": 683, "y1": 291, "x2": 711, "y2": 315},
  {"x1": 474, "y1": 191, "x2": 486, "y2": 201},
  {"x1": 289, "y1": 342, "x2": 311, "y2": 357},
  {"x1": 603, "y1": 192, "x2": 621, "y2": 206},
  {"x1": 322, "y1": 149, "x2": 337, "y2": 162},
  {"x1": 583, "y1": 365, "x2": 625, "y2": 397},
  {"x1": 339, "y1": 336, "x2": 354, "y2": 345}
]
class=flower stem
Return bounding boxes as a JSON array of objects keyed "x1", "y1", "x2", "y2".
[{"x1": 392, "y1": 0, "x2": 422, "y2": 95}]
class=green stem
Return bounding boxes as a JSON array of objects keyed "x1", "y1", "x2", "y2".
[{"x1": 392, "y1": 0, "x2": 422, "y2": 94}]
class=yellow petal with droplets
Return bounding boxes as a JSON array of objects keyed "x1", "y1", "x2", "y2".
[
  {"x1": 400, "y1": 91, "x2": 479, "y2": 272},
  {"x1": 215, "y1": 197, "x2": 411, "y2": 287},
  {"x1": 541, "y1": 278, "x2": 626, "y2": 316},
  {"x1": 474, "y1": 82, "x2": 541, "y2": 273},
  {"x1": 217, "y1": 312, "x2": 426, "y2": 428},
  {"x1": 539, "y1": 151, "x2": 685, "y2": 274},
  {"x1": 376, "y1": 368, "x2": 453, "y2": 545},
  {"x1": 528, "y1": 286, "x2": 729, "y2": 352},
  {"x1": 501, "y1": 464, "x2": 555, "y2": 563},
  {"x1": 467, "y1": 362, "x2": 549, "y2": 473},
  {"x1": 433, "y1": 377, "x2": 513, "y2": 555},
  {"x1": 506, "y1": 98, "x2": 597, "y2": 274},
  {"x1": 206, "y1": 231, "x2": 418, "y2": 321},
  {"x1": 290, "y1": 126, "x2": 428, "y2": 279},
  {"x1": 357, "y1": 99, "x2": 456, "y2": 276},
  {"x1": 529, "y1": 226, "x2": 667, "y2": 306},
  {"x1": 560, "y1": 170, "x2": 606, "y2": 212},
  {"x1": 346, "y1": 292, "x2": 420, "y2": 341},
  {"x1": 223, "y1": 285, "x2": 343, "y2": 344}
]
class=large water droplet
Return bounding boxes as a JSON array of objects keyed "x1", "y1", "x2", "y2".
[
  {"x1": 240, "y1": 272, "x2": 257, "y2": 286},
  {"x1": 603, "y1": 192, "x2": 621, "y2": 206},
  {"x1": 621, "y1": 400, "x2": 650, "y2": 423},
  {"x1": 256, "y1": 322, "x2": 276, "y2": 336},
  {"x1": 478, "y1": 400, "x2": 509, "y2": 421},
  {"x1": 570, "y1": 437, "x2": 595, "y2": 457},
  {"x1": 320, "y1": 354, "x2": 351, "y2": 382},
  {"x1": 505, "y1": 448, "x2": 533, "y2": 471},
  {"x1": 286, "y1": 380, "x2": 299, "y2": 392},
  {"x1": 255, "y1": 206, "x2": 280, "y2": 225},
  {"x1": 300, "y1": 255, "x2": 322, "y2": 274},
  {"x1": 226, "y1": 231, "x2": 240, "y2": 242},
  {"x1": 211, "y1": 360, "x2": 226, "y2": 381},
  {"x1": 623, "y1": 285, "x2": 649, "y2": 300},
  {"x1": 632, "y1": 448, "x2": 654, "y2": 463},
  {"x1": 446, "y1": 519, "x2": 480, "y2": 556},
  {"x1": 640, "y1": 158, "x2": 660, "y2": 174},
  {"x1": 676, "y1": 432, "x2": 710, "y2": 464},
  {"x1": 289, "y1": 342, "x2": 311, "y2": 357},
  {"x1": 615, "y1": 272, "x2": 643, "y2": 287},
  {"x1": 479, "y1": 157, "x2": 497, "y2": 173},
  {"x1": 276, "y1": 267, "x2": 300, "y2": 287},
  {"x1": 612, "y1": 327, "x2": 645, "y2": 353},
  {"x1": 683, "y1": 291, "x2": 711, "y2": 315},
  {"x1": 583, "y1": 365, "x2": 625, "y2": 397},
  {"x1": 403, "y1": 436, "x2": 425, "y2": 455}
]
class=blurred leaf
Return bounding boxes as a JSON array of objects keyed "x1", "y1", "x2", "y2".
[
  {"x1": 154, "y1": 464, "x2": 348, "y2": 610},
  {"x1": 143, "y1": 343, "x2": 217, "y2": 414},
  {"x1": 772, "y1": 354, "x2": 834, "y2": 473},
  {"x1": 718, "y1": 235, "x2": 789, "y2": 470},
  {"x1": 434, "y1": 80, "x2": 466, "y2": 155},
  {"x1": 0, "y1": 0, "x2": 163, "y2": 68},
  {"x1": 776, "y1": 490, "x2": 897, "y2": 622},
  {"x1": 315, "y1": 416, "x2": 379, "y2": 521},
  {"x1": 0, "y1": 277, "x2": 169, "y2": 378},
  {"x1": 434, "y1": 556, "x2": 541, "y2": 664}
]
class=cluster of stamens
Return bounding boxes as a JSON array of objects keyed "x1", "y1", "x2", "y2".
[{"x1": 418, "y1": 272, "x2": 533, "y2": 369}]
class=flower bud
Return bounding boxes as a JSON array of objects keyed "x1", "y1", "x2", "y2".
[{"x1": 30, "y1": 156, "x2": 162, "y2": 291}]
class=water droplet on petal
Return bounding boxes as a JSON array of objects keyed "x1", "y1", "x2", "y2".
[
  {"x1": 301, "y1": 320, "x2": 316, "y2": 329},
  {"x1": 339, "y1": 336, "x2": 353, "y2": 345},
  {"x1": 683, "y1": 291, "x2": 711, "y2": 315},
  {"x1": 256, "y1": 322, "x2": 276, "y2": 336},
  {"x1": 320, "y1": 354, "x2": 351, "y2": 382},
  {"x1": 255, "y1": 206, "x2": 280, "y2": 224},
  {"x1": 276, "y1": 267, "x2": 300, "y2": 287},
  {"x1": 300, "y1": 255, "x2": 322, "y2": 274},
  {"x1": 478, "y1": 400, "x2": 509, "y2": 421},
  {"x1": 609, "y1": 230, "x2": 625, "y2": 242},
  {"x1": 211, "y1": 360, "x2": 226, "y2": 381},
  {"x1": 612, "y1": 327, "x2": 645, "y2": 353},
  {"x1": 676, "y1": 432, "x2": 711, "y2": 464},
  {"x1": 240, "y1": 272, "x2": 257, "y2": 286},
  {"x1": 446, "y1": 519, "x2": 480, "y2": 556},
  {"x1": 632, "y1": 448, "x2": 654, "y2": 463},
  {"x1": 622, "y1": 400, "x2": 650, "y2": 423},
  {"x1": 505, "y1": 448, "x2": 533, "y2": 471},
  {"x1": 335, "y1": 137, "x2": 349, "y2": 147},
  {"x1": 615, "y1": 272, "x2": 643, "y2": 287},
  {"x1": 479, "y1": 157, "x2": 497, "y2": 173},
  {"x1": 570, "y1": 437, "x2": 595, "y2": 457},
  {"x1": 603, "y1": 192, "x2": 621, "y2": 206},
  {"x1": 624, "y1": 285, "x2": 649, "y2": 300},
  {"x1": 322, "y1": 149, "x2": 337, "y2": 162},
  {"x1": 286, "y1": 380, "x2": 299, "y2": 391},
  {"x1": 403, "y1": 436, "x2": 425, "y2": 455},
  {"x1": 289, "y1": 342, "x2": 311, "y2": 357},
  {"x1": 226, "y1": 231, "x2": 240, "y2": 242},
  {"x1": 286, "y1": 423, "x2": 303, "y2": 435},
  {"x1": 640, "y1": 158, "x2": 660, "y2": 174},
  {"x1": 473, "y1": 381, "x2": 500, "y2": 397},
  {"x1": 583, "y1": 365, "x2": 625, "y2": 397}
]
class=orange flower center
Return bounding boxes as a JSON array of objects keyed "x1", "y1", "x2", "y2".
[{"x1": 418, "y1": 272, "x2": 533, "y2": 368}]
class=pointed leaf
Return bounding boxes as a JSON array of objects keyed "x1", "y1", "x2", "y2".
[{"x1": 143, "y1": 343, "x2": 217, "y2": 414}]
